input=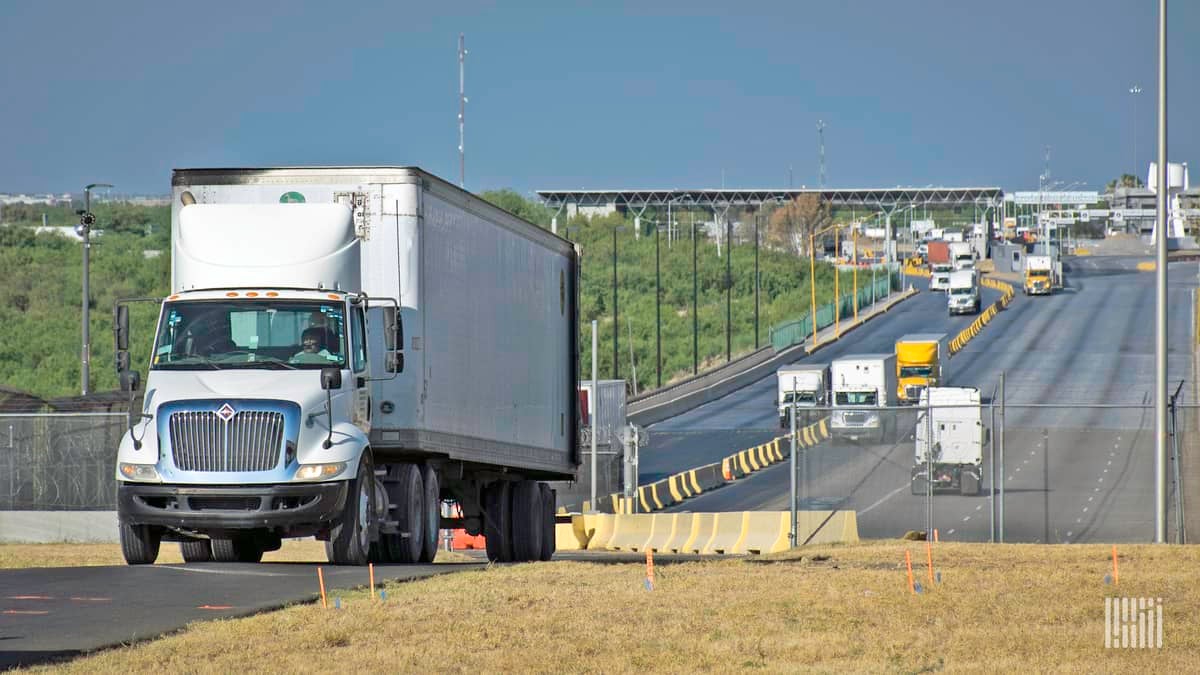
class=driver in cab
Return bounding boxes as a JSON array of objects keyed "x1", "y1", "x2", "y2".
[{"x1": 290, "y1": 327, "x2": 335, "y2": 364}]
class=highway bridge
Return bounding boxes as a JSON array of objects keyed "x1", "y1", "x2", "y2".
[{"x1": 643, "y1": 254, "x2": 1198, "y2": 544}]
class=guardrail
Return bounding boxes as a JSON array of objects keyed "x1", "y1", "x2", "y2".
[{"x1": 949, "y1": 277, "x2": 1015, "y2": 354}]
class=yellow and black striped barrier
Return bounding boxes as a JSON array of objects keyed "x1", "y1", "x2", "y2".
[{"x1": 949, "y1": 277, "x2": 1014, "y2": 355}]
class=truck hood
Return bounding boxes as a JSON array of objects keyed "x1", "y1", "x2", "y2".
[{"x1": 142, "y1": 369, "x2": 337, "y2": 416}]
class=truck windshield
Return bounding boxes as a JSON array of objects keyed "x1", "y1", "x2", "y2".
[
  {"x1": 782, "y1": 391, "x2": 817, "y2": 404},
  {"x1": 152, "y1": 300, "x2": 347, "y2": 370},
  {"x1": 899, "y1": 366, "x2": 932, "y2": 378},
  {"x1": 835, "y1": 391, "x2": 877, "y2": 406},
  {"x1": 950, "y1": 287, "x2": 973, "y2": 295}
]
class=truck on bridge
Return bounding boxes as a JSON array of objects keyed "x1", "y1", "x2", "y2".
[
  {"x1": 895, "y1": 334, "x2": 949, "y2": 405},
  {"x1": 776, "y1": 363, "x2": 829, "y2": 428},
  {"x1": 112, "y1": 167, "x2": 579, "y2": 566}
]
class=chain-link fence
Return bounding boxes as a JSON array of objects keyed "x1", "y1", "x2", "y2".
[
  {"x1": 639, "y1": 399, "x2": 1198, "y2": 544},
  {"x1": 0, "y1": 413, "x2": 125, "y2": 510}
]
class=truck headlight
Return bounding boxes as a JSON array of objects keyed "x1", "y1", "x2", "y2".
[
  {"x1": 119, "y1": 463, "x2": 161, "y2": 483},
  {"x1": 295, "y1": 462, "x2": 347, "y2": 481}
]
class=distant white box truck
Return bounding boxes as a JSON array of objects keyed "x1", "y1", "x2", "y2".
[
  {"x1": 912, "y1": 387, "x2": 985, "y2": 496},
  {"x1": 113, "y1": 167, "x2": 579, "y2": 566},
  {"x1": 830, "y1": 354, "x2": 897, "y2": 443},
  {"x1": 948, "y1": 242, "x2": 974, "y2": 271},
  {"x1": 947, "y1": 270, "x2": 980, "y2": 315},
  {"x1": 776, "y1": 364, "x2": 829, "y2": 428}
]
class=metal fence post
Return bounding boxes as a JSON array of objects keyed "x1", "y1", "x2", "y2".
[
  {"x1": 989, "y1": 399, "x2": 996, "y2": 543},
  {"x1": 789, "y1": 377, "x2": 798, "y2": 548},
  {"x1": 998, "y1": 372, "x2": 1006, "y2": 543}
]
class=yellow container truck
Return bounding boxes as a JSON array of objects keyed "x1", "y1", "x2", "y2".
[{"x1": 895, "y1": 333, "x2": 949, "y2": 405}]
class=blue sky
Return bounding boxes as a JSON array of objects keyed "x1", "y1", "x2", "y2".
[{"x1": 1, "y1": 1, "x2": 1195, "y2": 195}]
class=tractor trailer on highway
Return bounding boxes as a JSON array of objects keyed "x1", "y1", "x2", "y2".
[
  {"x1": 777, "y1": 364, "x2": 829, "y2": 428},
  {"x1": 927, "y1": 242, "x2": 952, "y2": 291},
  {"x1": 112, "y1": 167, "x2": 579, "y2": 566},
  {"x1": 1023, "y1": 254, "x2": 1055, "y2": 295},
  {"x1": 894, "y1": 334, "x2": 949, "y2": 405},
  {"x1": 911, "y1": 387, "x2": 985, "y2": 496},
  {"x1": 948, "y1": 242, "x2": 974, "y2": 271},
  {"x1": 947, "y1": 270, "x2": 980, "y2": 315},
  {"x1": 830, "y1": 354, "x2": 896, "y2": 443}
]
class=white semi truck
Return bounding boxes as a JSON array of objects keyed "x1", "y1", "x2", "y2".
[
  {"x1": 113, "y1": 167, "x2": 579, "y2": 566},
  {"x1": 946, "y1": 270, "x2": 980, "y2": 315},
  {"x1": 776, "y1": 364, "x2": 829, "y2": 428},
  {"x1": 911, "y1": 387, "x2": 985, "y2": 496},
  {"x1": 830, "y1": 354, "x2": 897, "y2": 443},
  {"x1": 948, "y1": 242, "x2": 974, "y2": 271}
]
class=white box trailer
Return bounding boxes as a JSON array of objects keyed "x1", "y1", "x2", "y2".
[
  {"x1": 776, "y1": 363, "x2": 829, "y2": 428},
  {"x1": 830, "y1": 354, "x2": 897, "y2": 443},
  {"x1": 912, "y1": 387, "x2": 985, "y2": 496},
  {"x1": 113, "y1": 167, "x2": 578, "y2": 566}
]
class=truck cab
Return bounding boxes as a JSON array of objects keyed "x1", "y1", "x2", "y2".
[
  {"x1": 947, "y1": 270, "x2": 980, "y2": 315},
  {"x1": 830, "y1": 354, "x2": 896, "y2": 444},
  {"x1": 1024, "y1": 254, "x2": 1054, "y2": 295},
  {"x1": 777, "y1": 364, "x2": 829, "y2": 428},
  {"x1": 894, "y1": 334, "x2": 948, "y2": 405}
]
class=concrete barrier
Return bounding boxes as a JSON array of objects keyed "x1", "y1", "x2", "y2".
[
  {"x1": 682, "y1": 513, "x2": 718, "y2": 554},
  {"x1": 583, "y1": 513, "x2": 617, "y2": 551},
  {"x1": 734, "y1": 511, "x2": 791, "y2": 554},
  {"x1": 606, "y1": 513, "x2": 655, "y2": 551},
  {"x1": 0, "y1": 511, "x2": 118, "y2": 543},
  {"x1": 643, "y1": 514, "x2": 678, "y2": 552},
  {"x1": 555, "y1": 521, "x2": 587, "y2": 550},
  {"x1": 662, "y1": 513, "x2": 695, "y2": 553},
  {"x1": 701, "y1": 511, "x2": 748, "y2": 554}
]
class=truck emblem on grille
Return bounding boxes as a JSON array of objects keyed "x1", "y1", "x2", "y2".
[{"x1": 216, "y1": 403, "x2": 236, "y2": 422}]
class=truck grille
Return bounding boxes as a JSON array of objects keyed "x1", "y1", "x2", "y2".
[
  {"x1": 843, "y1": 411, "x2": 869, "y2": 426},
  {"x1": 169, "y1": 410, "x2": 285, "y2": 472},
  {"x1": 906, "y1": 385, "x2": 924, "y2": 400}
]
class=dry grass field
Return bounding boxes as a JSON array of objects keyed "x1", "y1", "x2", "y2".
[{"x1": 11, "y1": 540, "x2": 1199, "y2": 673}]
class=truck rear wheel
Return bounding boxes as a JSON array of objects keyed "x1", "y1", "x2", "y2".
[
  {"x1": 510, "y1": 480, "x2": 543, "y2": 563},
  {"x1": 327, "y1": 453, "x2": 376, "y2": 566},
  {"x1": 120, "y1": 520, "x2": 161, "y2": 565},
  {"x1": 960, "y1": 471, "x2": 980, "y2": 496},
  {"x1": 538, "y1": 483, "x2": 556, "y2": 561},
  {"x1": 419, "y1": 464, "x2": 440, "y2": 563},
  {"x1": 212, "y1": 535, "x2": 264, "y2": 563},
  {"x1": 484, "y1": 482, "x2": 513, "y2": 562},
  {"x1": 386, "y1": 463, "x2": 424, "y2": 564},
  {"x1": 180, "y1": 538, "x2": 212, "y2": 563}
]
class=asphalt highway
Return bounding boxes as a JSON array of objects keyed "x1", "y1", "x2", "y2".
[
  {"x1": 0, "y1": 560, "x2": 481, "y2": 669},
  {"x1": 647, "y1": 257, "x2": 1199, "y2": 545}
]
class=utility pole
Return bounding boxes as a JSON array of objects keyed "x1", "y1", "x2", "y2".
[
  {"x1": 725, "y1": 217, "x2": 732, "y2": 362},
  {"x1": 1130, "y1": 85, "x2": 1142, "y2": 181},
  {"x1": 612, "y1": 228, "x2": 619, "y2": 380},
  {"x1": 692, "y1": 212, "x2": 698, "y2": 375},
  {"x1": 79, "y1": 182, "x2": 112, "y2": 396},
  {"x1": 655, "y1": 222, "x2": 661, "y2": 388},
  {"x1": 817, "y1": 120, "x2": 826, "y2": 188},
  {"x1": 1154, "y1": 0, "x2": 1168, "y2": 543},
  {"x1": 458, "y1": 33, "x2": 467, "y2": 189}
]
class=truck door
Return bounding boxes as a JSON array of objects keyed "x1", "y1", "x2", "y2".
[{"x1": 349, "y1": 304, "x2": 371, "y2": 432}]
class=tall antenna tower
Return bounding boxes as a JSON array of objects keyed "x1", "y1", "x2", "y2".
[
  {"x1": 458, "y1": 33, "x2": 467, "y2": 189},
  {"x1": 817, "y1": 120, "x2": 826, "y2": 188}
]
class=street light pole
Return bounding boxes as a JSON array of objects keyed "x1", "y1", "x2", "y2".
[
  {"x1": 725, "y1": 217, "x2": 732, "y2": 362},
  {"x1": 79, "y1": 182, "x2": 112, "y2": 396},
  {"x1": 808, "y1": 232, "x2": 818, "y2": 346},
  {"x1": 1130, "y1": 85, "x2": 1142, "y2": 180},
  {"x1": 692, "y1": 214, "x2": 699, "y2": 375},
  {"x1": 1154, "y1": 0, "x2": 1168, "y2": 543},
  {"x1": 612, "y1": 227, "x2": 619, "y2": 380},
  {"x1": 655, "y1": 221, "x2": 662, "y2": 388},
  {"x1": 754, "y1": 214, "x2": 760, "y2": 349}
]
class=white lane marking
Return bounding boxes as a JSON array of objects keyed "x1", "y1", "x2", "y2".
[
  {"x1": 1066, "y1": 531, "x2": 1073, "y2": 538},
  {"x1": 1023, "y1": 459, "x2": 1029, "y2": 464},
  {"x1": 947, "y1": 528, "x2": 956, "y2": 535},
  {"x1": 1098, "y1": 477, "x2": 1104, "y2": 483},
  {"x1": 859, "y1": 484, "x2": 909, "y2": 515},
  {"x1": 1077, "y1": 517, "x2": 1083, "y2": 523},
  {"x1": 962, "y1": 516, "x2": 971, "y2": 522},
  {"x1": 1095, "y1": 487, "x2": 1101, "y2": 492},
  {"x1": 1107, "y1": 460, "x2": 1113, "y2": 466},
  {"x1": 975, "y1": 504, "x2": 983, "y2": 511},
  {"x1": 1008, "y1": 475, "x2": 1014, "y2": 481},
  {"x1": 1015, "y1": 467, "x2": 1022, "y2": 472},
  {"x1": 1103, "y1": 468, "x2": 1109, "y2": 473},
  {"x1": 1088, "y1": 496, "x2": 1094, "y2": 502},
  {"x1": 150, "y1": 566, "x2": 294, "y2": 578}
]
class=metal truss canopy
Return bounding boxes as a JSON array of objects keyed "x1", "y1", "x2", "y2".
[{"x1": 536, "y1": 187, "x2": 1005, "y2": 213}]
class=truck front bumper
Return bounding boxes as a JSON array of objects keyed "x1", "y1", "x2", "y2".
[{"x1": 118, "y1": 481, "x2": 348, "y2": 532}]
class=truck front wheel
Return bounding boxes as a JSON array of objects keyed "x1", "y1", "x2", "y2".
[
  {"x1": 327, "y1": 453, "x2": 376, "y2": 565},
  {"x1": 120, "y1": 520, "x2": 161, "y2": 565}
]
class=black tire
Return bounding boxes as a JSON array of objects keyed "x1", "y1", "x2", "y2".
[
  {"x1": 419, "y1": 465, "x2": 440, "y2": 563},
  {"x1": 911, "y1": 474, "x2": 926, "y2": 496},
  {"x1": 212, "y1": 535, "x2": 263, "y2": 563},
  {"x1": 484, "y1": 482, "x2": 513, "y2": 563},
  {"x1": 387, "y1": 463, "x2": 424, "y2": 564},
  {"x1": 961, "y1": 471, "x2": 980, "y2": 497},
  {"x1": 119, "y1": 519, "x2": 161, "y2": 565},
  {"x1": 326, "y1": 453, "x2": 376, "y2": 566},
  {"x1": 180, "y1": 539, "x2": 212, "y2": 563},
  {"x1": 510, "y1": 480, "x2": 542, "y2": 563},
  {"x1": 538, "y1": 483, "x2": 556, "y2": 561}
]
